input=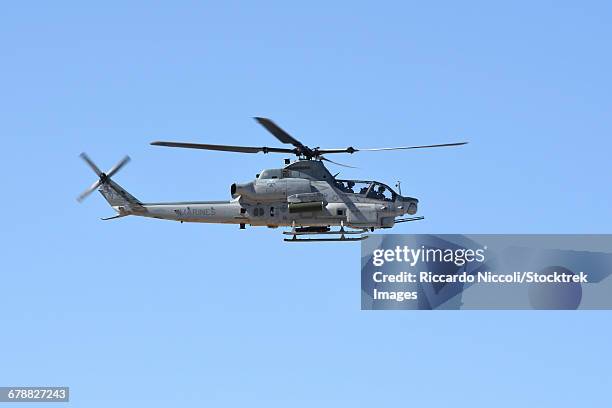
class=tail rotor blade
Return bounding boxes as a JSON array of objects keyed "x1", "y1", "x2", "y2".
[
  {"x1": 77, "y1": 179, "x2": 102, "y2": 202},
  {"x1": 106, "y1": 155, "x2": 131, "y2": 178},
  {"x1": 77, "y1": 154, "x2": 130, "y2": 203},
  {"x1": 80, "y1": 152, "x2": 102, "y2": 176}
]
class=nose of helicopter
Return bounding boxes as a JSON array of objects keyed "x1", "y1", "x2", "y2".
[{"x1": 400, "y1": 196, "x2": 418, "y2": 215}]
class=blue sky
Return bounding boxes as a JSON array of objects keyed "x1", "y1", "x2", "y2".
[{"x1": 1, "y1": 1, "x2": 611, "y2": 406}]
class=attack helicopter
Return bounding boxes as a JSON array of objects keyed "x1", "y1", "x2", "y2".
[{"x1": 78, "y1": 117, "x2": 467, "y2": 241}]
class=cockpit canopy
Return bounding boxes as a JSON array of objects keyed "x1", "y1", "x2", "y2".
[
  {"x1": 334, "y1": 179, "x2": 399, "y2": 201},
  {"x1": 258, "y1": 169, "x2": 282, "y2": 179}
]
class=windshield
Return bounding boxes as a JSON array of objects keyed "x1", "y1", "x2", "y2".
[
  {"x1": 335, "y1": 180, "x2": 398, "y2": 201},
  {"x1": 366, "y1": 183, "x2": 396, "y2": 201},
  {"x1": 334, "y1": 180, "x2": 369, "y2": 194}
]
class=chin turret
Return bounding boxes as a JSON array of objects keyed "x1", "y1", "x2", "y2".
[{"x1": 400, "y1": 197, "x2": 418, "y2": 215}]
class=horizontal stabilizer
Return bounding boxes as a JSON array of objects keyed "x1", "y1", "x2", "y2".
[{"x1": 101, "y1": 214, "x2": 130, "y2": 221}]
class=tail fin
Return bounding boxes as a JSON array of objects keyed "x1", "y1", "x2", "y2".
[
  {"x1": 77, "y1": 153, "x2": 143, "y2": 215},
  {"x1": 98, "y1": 179, "x2": 141, "y2": 208}
]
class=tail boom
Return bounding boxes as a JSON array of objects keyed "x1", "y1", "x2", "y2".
[{"x1": 138, "y1": 200, "x2": 244, "y2": 224}]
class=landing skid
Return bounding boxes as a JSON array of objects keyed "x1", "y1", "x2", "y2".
[
  {"x1": 395, "y1": 216, "x2": 425, "y2": 223},
  {"x1": 283, "y1": 221, "x2": 368, "y2": 242},
  {"x1": 284, "y1": 235, "x2": 368, "y2": 242},
  {"x1": 282, "y1": 229, "x2": 366, "y2": 236}
]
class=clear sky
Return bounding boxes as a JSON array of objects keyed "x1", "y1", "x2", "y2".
[{"x1": 1, "y1": 1, "x2": 611, "y2": 406}]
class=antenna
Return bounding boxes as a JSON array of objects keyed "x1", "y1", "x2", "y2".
[{"x1": 395, "y1": 181, "x2": 402, "y2": 195}]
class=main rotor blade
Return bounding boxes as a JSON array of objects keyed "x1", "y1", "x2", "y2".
[
  {"x1": 357, "y1": 142, "x2": 468, "y2": 151},
  {"x1": 319, "y1": 142, "x2": 468, "y2": 154},
  {"x1": 253, "y1": 117, "x2": 305, "y2": 148},
  {"x1": 80, "y1": 152, "x2": 102, "y2": 176},
  {"x1": 150, "y1": 141, "x2": 294, "y2": 154},
  {"x1": 106, "y1": 155, "x2": 131, "y2": 178},
  {"x1": 77, "y1": 179, "x2": 102, "y2": 202},
  {"x1": 320, "y1": 156, "x2": 358, "y2": 169}
]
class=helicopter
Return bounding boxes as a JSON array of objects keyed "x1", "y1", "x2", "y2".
[{"x1": 77, "y1": 117, "x2": 467, "y2": 242}]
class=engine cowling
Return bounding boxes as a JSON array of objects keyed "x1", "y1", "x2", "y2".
[
  {"x1": 231, "y1": 182, "x2": 256, "y2": 199},
  {"x1": 231, "y1": 177, "x2": 314, "y2": 202},
  {"x1": 231, "y1": 179, "x2": 311, "y2": 202}
]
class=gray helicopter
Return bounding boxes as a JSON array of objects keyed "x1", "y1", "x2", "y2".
[{"x1": 78, "y1": 117, "x2": 467, "y2": 242}]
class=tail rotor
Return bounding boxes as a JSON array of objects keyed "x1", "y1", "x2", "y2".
[{"x1": 77, "y1": 153, "x2": 131, "y2": 202}]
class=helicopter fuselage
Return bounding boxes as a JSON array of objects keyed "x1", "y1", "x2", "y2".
[{"x1": 111, "y1": 159, "x2": 419, "y2": 231}]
